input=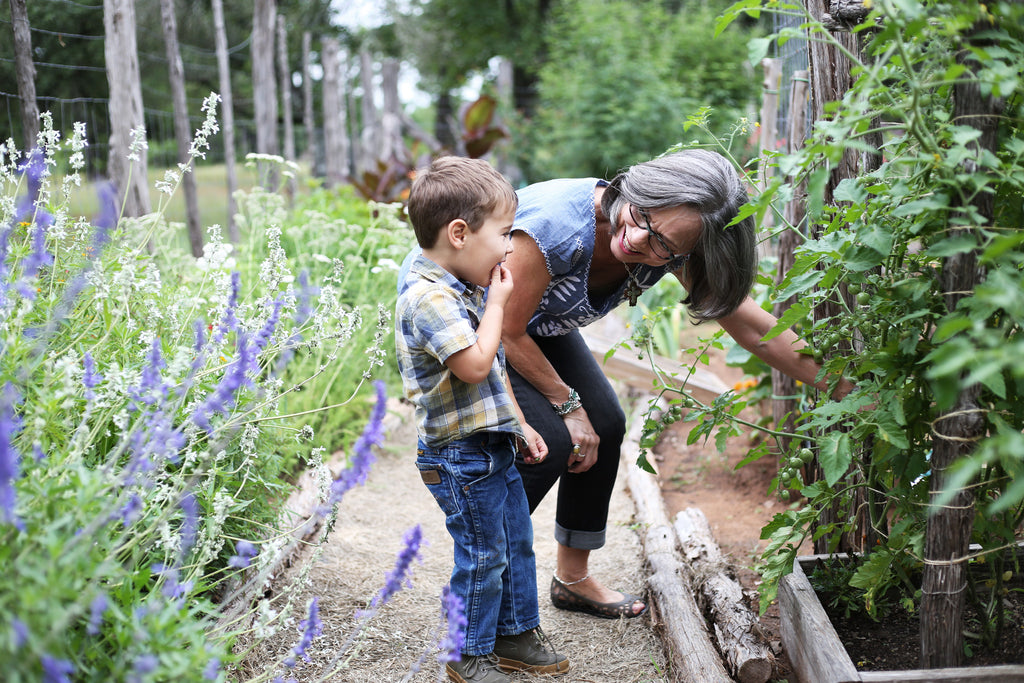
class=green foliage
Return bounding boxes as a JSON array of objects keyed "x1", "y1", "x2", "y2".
[
  {"x1": 630, "y1": 0, "x2": 1024, "y2": 631},
  {"x1": 522, "y1": 0, "x2": 761, "y2": 180},
  {"x1": 703, "y1": 0, "x2": 1024, "y2": 627},
  {"x1": 0, "y1": 100, "x2": 420, "y2": 681}
]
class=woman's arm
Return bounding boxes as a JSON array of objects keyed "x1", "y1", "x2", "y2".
[
  {"x1": 716, "y1": 296, "x2": 852, "y2": 398},
  {"x1": 502, "y1": 232, "x2": 600, "y2": 471}
]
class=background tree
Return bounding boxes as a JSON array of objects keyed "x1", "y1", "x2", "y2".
[
  {"x1": 8, "y1": 0, "x2": 39, "y2": 151},
  {"x1": 211, "y1": 0, "x2": 240, "y2": 242},
  {"x1": 104, "y1": 0, "x2": 151, "y2": 219},
  {"x1": 160, "y1": 0, "x2": 202, "y2": 256},
  {"x1": 389, "y1": 0, "x2": 554, "y2": 150},
  {"x1": 523, "y1": 0, "x2": 759, "y2": 180}
]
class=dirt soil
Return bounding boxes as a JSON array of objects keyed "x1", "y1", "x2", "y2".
[{"x1": 650, "y1": 350, "x2": 796, "y2": 682}]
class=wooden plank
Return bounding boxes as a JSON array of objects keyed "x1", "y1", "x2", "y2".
[
  {"x1": 859, "y1": 665, "x2": 1024, "y2": 682},
  {"x1": 779, "y1": 557, "x2": 862, "y2": 683},
  {"x1": 622, "y1": 405, "x2": 736, "y2": 683},
  {"x1": 675, "y1": 508, "x2": 774, "y2": 683},
  {"x1": 582, "y1": 329, "x2": 729, "y2": 404}
]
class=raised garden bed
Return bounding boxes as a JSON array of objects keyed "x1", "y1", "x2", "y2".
[{"x1": 779, "y1": 552, "x2": 1024, "y2": 683}]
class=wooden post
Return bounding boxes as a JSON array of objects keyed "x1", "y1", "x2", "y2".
[
  {"x1": 759, "y1": 58, "x2": 781, "y2": 234},
  {"x1": 623, "y1": 403, "x2": 735, "y2": 683},
  {"x1": 804, "y1": 0, "x2": 881, "y2": 555},
  {"x1": 211, "y1": 0, "x2": 239, "y2": 243},
  {"x1": 380, "y1": 58, "x2": 404, "y2": 165},
  {"x1": 8, "y1": 0, "x2": 40, "y2": 152},
  {"x1": 920, "y1": 20, "x2": 996, "y2": 670},
  {"x1": 771, "y1": 70, "x2": 808, "y2": 459},
  {"x1": 321, "y1": 37, "x2": 347, "y2": 187},
  {"x1": 276, "y1": 13, "x2": 297, "y2": 199},
  {"x1": 159, "y1": 0, "x2": 202, "y2": 257},
  {"x1": 301, "y1": 31, "x2": 315, "y2": 166},
  {"x1": 103, "y1": 0, "x2": 152, "y2": 220},
  {"x1": 675, "y1": 508, "x2": 774, "y2": 683},
  {"x1": 252, "y1": 0, "x2": 279, "y2": 189},
  {"x1": 358, "y1": 48, "x2": 379, "y2": 176}
]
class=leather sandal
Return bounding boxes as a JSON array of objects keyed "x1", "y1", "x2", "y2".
[{"x1": 550, "y1": 575, "x2": 648, "y2": 619}]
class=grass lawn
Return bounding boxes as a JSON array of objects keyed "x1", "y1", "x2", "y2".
[{"x1": 65, "y1": 161, "x2": 281, "y2": 226}]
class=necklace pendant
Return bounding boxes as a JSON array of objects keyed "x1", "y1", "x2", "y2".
[{"x1": 626, "y1": 280, "x2": 641, "y2": 306}]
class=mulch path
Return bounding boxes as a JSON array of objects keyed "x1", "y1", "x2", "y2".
[{"x1": 234, "y1": 399, "x2": 669, "y2": 682}]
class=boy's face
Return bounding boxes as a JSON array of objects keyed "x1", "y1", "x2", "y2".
[{"x1": 456, "y1": 204, "x2": 516, "y2": 288}]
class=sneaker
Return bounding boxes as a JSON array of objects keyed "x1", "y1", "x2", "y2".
[
  {"x1": 446, "y1": 652, "x2": 510, "y2": 683},
  {"x1": 493, "y1": 627, "x2": 570, "y2": 675}
]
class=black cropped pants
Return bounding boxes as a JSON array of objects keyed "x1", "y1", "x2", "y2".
[{"x1": 509, "y1": 329, "x2": 626, "y2": 551}]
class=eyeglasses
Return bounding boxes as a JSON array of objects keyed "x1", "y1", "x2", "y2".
[{"x1": 629, "y1": 204, "x2": 686, "y2": 261}]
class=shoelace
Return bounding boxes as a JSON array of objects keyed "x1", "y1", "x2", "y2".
[{"x1": 531, "y1": 626, "x2": 560, "y2": 658}]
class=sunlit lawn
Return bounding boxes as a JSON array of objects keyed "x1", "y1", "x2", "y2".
[{"x1": 65, "y1": 161, "x2": 274, "y2": 224}]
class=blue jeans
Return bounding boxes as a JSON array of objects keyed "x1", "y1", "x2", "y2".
[{"x1": 416, "y1": 432, "x2": 540, "y2": 656}]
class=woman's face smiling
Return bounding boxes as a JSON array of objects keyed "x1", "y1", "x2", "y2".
[{"x1": 611, "y1": 203, "x2": 701, "y2": 265}]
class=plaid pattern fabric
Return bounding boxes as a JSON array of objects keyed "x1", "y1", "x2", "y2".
[{"x1": 395, "y1": 254, "x2": 522, "y2": 447}]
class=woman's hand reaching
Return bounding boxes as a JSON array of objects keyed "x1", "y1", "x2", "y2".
[{"x1": 563, "y1": 408, "x2": 600, "y2": 473}]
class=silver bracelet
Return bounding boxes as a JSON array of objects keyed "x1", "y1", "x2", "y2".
[{"x1": 551, "y1": 388, "x2": 583, "y2": 416}]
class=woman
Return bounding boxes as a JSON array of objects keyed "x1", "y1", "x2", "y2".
[{"x1": 502, "y1": 149, "x2": 847, "y2": 619}]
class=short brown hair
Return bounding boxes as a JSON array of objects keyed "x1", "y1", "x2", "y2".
[{"x1": 406, "y1": 156, "x2": 518, "y2": 248}]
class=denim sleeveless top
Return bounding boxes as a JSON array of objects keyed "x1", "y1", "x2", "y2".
[{"x1": 515, "y1": 178, "x2": 684, "y2": 337}]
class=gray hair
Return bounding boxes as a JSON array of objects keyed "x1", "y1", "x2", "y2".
[{"x1": 602, "y1": 149, "x2": 756, "y2": 321}]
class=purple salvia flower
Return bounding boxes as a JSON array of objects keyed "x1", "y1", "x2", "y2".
[
  {"x1": 212, "y1": 272, "x2": 242, "y2": 344},
  {"x1": 11, "y1": 149, "x2": 53, "y2": 299},
  {"x1": 12, "y1": 618, "x2": 28, "y2": 648},
  {"x1": 17, "y1": 148, "x2": 46, "y2": 201},
  {"x1": 327, "y1": 381, "x2": 386, "y2": 508},
  {"x1": 155, "y1": 563, "x2": 194, "y2": 604},
  {"x1": 92, "y1": 180, "x2": 119, "y2": 248},
  {"x1": 132, "y1": 338, "x2": 167, "y2": 407},
  {"x1": 285, "y1": 597, "x2": 322, "y2": 667},
  {"x1": 361, "y1": 524, "x2": 423, "y2": 615},
  {"x1": 179, "y1": 491, "x2": 199, "y2": 560},
  {"x1": 191, "y1": 333, "x2": 255, "y2": 433},
  {"x1": 438, "y1": 585, "x2": 467, "y2": 664},
  {"x1": 0, "y1": 382, "x2": 24, "y2": 531},
  {"x1": 41, "y1": 654, "x2": 74, "y2": 683},
  {"x1": 83, "y1": 352, "x2": 101, "y2": 401},
  {"x1": 116, "y1": 492, "x2": 143, "y2": 526},
  {"x1": 228, "y1": 540, "x2": 258, "y2": 569},
  {"x1": 16, "y1": 212, "x2": 54, "y2": 299},
  {"x1": 293, "y1": 270, "x2": 316, "y2": 327},
  {"x1": 249, "y1": 296, "x2": 284, "y2": 374},
  {"x1": 87, "y1": 592, "x2": 109, "y2": 636},
  {"x1": 202, "y1": 658, "x2": 220, "y2": 680},
  {"x1": 194, "y1": 318, "x2": 207, "y2": 355},
  {"x1": 126, "y1": 407, "x2": 186, "y2": 482},
  {"x1": 128, "y1": 653, "x2": 159, "y2": 683},
  {"x1": 32, "y1": 443, "x2": 44, "y2": 462}
]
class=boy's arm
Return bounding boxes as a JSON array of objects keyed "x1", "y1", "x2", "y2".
[
  {"x1": 506, "y1": 374, "x2": 547, "y2": 464},
  {"x1": 444, "y1": 264, "x2": 513, "y2": 384}
]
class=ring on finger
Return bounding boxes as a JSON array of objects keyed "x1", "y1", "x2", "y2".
[{"x1": 571, "y1": 443, "x2": 581, "y2": 455}]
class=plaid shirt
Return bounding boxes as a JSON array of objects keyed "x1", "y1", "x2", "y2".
[{"x1": 395, "y1": 254, "x2": 522, "y2": 447}]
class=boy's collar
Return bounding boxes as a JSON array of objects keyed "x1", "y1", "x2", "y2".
[{"x1": 410, "y1": 253, "x2": 479, "y2": 296}]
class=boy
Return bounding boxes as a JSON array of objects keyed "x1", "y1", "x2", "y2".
[{"x1": 396, "y1": 156, "x2": 570, "y2": 683}]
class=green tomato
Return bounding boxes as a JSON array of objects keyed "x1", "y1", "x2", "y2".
[
  {"x1": 789, "y1": 456, "x2": 804, "y2": 469},
  {"x1": 799, "y1": 448, "x2": 814, "y2": 464},
  {"x1": 857, "y1": 292, "x2": 871, "y2": 306},
  {"x1": 779, "y1": 489, "x2": 791, "y2": 501}
]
